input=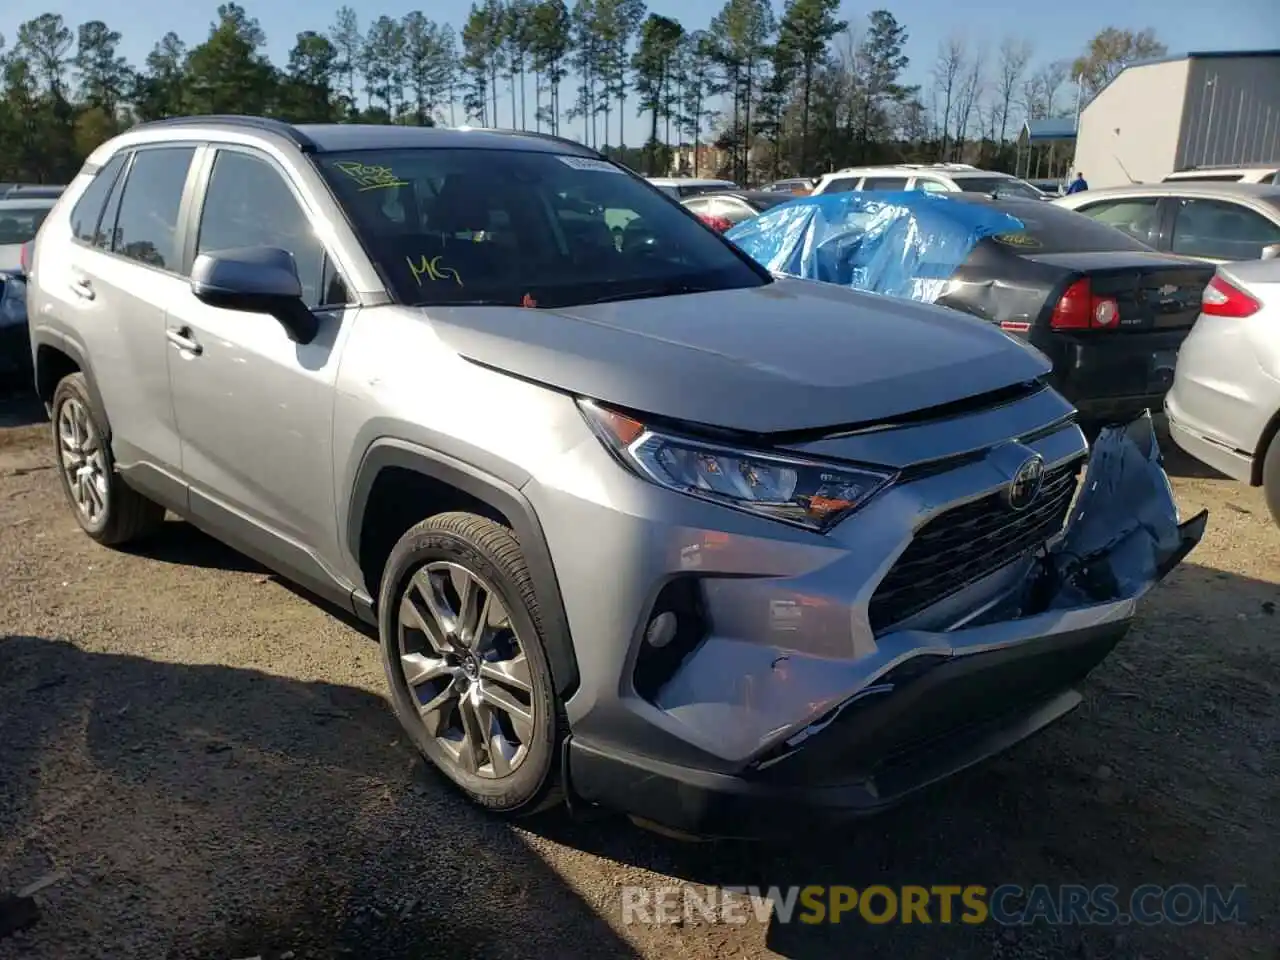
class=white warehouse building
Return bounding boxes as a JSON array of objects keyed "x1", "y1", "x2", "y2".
[{"x1": 1073, "y1": 49, "x2": 1280, "y2": 189}]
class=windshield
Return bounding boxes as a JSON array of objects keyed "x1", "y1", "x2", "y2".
[
  {"x1": 0, "y1": 205, "x2": 51, "y2": 245},
  {"x1": 319, "y1": 150, "x2": 767, "y2": 308},
  {"x1": 954, "y1": 177, "x2": 1044, "y2": 201}
]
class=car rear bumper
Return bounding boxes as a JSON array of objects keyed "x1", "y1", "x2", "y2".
[
  {"x1": 566, "y1": 616, "x2": 1127, "y2": 838},
  {"x1": 1165, "y1": 408, "x2": 1254, "y2": 483},
  {"x1": 1043, "y1": 331, "x2": 1187, "y2": 421},
  {"x1": 0, "y1": 322, "x2": 32, "y2": 387},
  {"x1": 1163, "y1": 312, "x2": 1279, "y2": 484}
]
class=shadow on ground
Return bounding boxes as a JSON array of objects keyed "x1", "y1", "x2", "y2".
[
  {"x1": 0, "y1": 636, "x2": 641, "y2": 960},
  {"x1": 123, "y1": 518, "x2": 269, "y2": 575}
]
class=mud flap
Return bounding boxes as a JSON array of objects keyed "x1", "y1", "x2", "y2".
[{"x1": 1040, "y1": 411, "x2": 1208, "y2": 609}]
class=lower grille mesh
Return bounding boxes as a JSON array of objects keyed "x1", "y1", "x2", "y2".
[{"x1": 868, "y1": 461, "x2": 1081, "y2": 632}]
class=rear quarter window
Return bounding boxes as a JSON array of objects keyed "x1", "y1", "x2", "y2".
[
  {"x1": 70, "y1": 154, "x2": 126, "y2": 243},
  {"x1": 987, "y1": 203, "x2": 1154, "y2": 254}
]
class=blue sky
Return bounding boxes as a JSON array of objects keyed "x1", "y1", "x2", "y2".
[{"x1": 7, "y1": 0, "x2": 1280, "y2": 144}]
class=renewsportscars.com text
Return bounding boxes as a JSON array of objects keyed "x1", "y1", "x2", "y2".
[{"x1": 620, "y1": 884, "x2": 1248, "y2": 927}]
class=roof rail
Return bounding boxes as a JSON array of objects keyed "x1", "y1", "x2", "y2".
[
  {"x1": 131, "y1": 115, "x2": 317, "y2": 151},
  {"x1": 450, "y1": 125, "x2": 604, "y2": 159}
]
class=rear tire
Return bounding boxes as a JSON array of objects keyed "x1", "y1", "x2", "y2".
[
  {"x1": 1263, "y1": 432, "x2": 1280, "y2": 528},
  {"x1": 378, "y1": 511, "x2": 563, "y2": 815},
  {"x1": 51, "y1": 373, "x2": 165, "y2": 545}
]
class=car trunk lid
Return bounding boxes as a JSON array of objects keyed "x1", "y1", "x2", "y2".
[{"x1": 1028, "y1": 252, "x2": 1213, "y2": 333}]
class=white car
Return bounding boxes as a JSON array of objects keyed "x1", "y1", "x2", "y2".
[
  {"x1": 1054, "y1": 182, "x2": 1280, "y2": 264},
  {"x1": 647, "y1": 177, "x2": 739, "y2": 199},
  {"x1": 809, "y1": 164, "x2": 1046, "y2": 201}
]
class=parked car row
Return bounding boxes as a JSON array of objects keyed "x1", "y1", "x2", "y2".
[
  {"x1": 0, "y1": 196, "x2": 56, "y2": 389},
  {"x1": 18, "y1": 118, "x2": 1204, "y2": 842}
]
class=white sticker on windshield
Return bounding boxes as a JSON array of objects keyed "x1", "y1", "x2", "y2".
[{"x1": 557, "y1": 156, "x2": 623, "y2": 174}]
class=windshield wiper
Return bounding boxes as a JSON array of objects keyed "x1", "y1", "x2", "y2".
[{"x1": 570, "y1": 281, "x2": 719, "y2": 306}]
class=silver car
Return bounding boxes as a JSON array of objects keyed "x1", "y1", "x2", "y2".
[
  {"x1": 25, "y1": 118, "x2": 1203, "y2": 838},
  {"x1": 1166, "y1": 259, "x2": 1280, "y2": 525}
]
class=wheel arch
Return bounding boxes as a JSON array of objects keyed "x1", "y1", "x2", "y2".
[
  {"x1": 33, "y1": 332, "x2": 110, "y2": 434},
  {"x1": 347, "y1": 439, "x2": 579, "y2": 697}
]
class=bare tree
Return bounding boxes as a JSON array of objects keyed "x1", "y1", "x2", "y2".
[
  {"x1": 996, "y1": 36, "x2": 1031, "y2": 142},
  {"x1": 951, "y1": 45, "x2": 983, "y2": 160},
  {"x1": 931, "y1": 35, "x2": 963, "y2": 160},
  {"x1": 1023, "y1": 58, "x2": 1069, "y2": 119}
]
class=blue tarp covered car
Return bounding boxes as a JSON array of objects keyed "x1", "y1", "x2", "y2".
[
  {"x1": 724, "y1": 189, "x2": 1027, "y2": 304},
  {"x1": 723, "y1": 189, "x2": 1217, "y2": 424}
]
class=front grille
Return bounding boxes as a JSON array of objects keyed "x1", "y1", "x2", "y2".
[{"x1": 868, "y1": 461, "x2": 1081, "y2": 632}]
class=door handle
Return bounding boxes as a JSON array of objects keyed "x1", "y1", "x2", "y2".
[
  {"x1": 166, "y1": 326, "x2": 203, "y2": 355},
  {"x1": 70, "y1": 278, "x2": 95, "y2": 301}
]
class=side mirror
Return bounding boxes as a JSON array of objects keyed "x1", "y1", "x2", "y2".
[
  {"x1": 190, "y1": 246, "x2": 318, "y2": 344},
  {"x1": 1261, "y1": 243, "x2": 1280, "y2": 261}
]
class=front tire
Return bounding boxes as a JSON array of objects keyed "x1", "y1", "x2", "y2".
[
  {"x1": 51, "y1": 373, "x2": 165, "y2": 545},
  {"x1": 377, "y1": 511, "x2": 563, "y2": 814}
]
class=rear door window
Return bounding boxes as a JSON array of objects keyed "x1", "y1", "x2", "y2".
[
  {"x1": 1074, "y1": 197, "x2": 1162, "y2": 246},
  {"x1": 861, "y1": 177, "x2": 909, "y2": 191},
  {"x1": 111, "y1": 147, "x2": 196, "y2": 273},
  {"x1": 1170, "y1": 198, "x2": 1280, "y2": 260},
  {"x1": 70, "y1": 153, "x2": 126, "y2": 244},
  {"x1": 823, "y1": 177, "x2": 862, "y2": 194},
  {"x1": 912, "y1": 178, "x2": 949, "y2": 193}
]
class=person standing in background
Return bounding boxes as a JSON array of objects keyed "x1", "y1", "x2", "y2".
[{"x1": 1065, "y1": 171, "x2": 1089, "y2": 194}]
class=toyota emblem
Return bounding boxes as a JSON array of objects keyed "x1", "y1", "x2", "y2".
[{"x1": 1006, "y1": 455, "x2": 1045, "y2": 511}]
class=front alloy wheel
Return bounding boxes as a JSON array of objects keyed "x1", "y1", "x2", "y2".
[
  {"x1": 378, "y1": 512, "x2": 561, "y2": 814},
  {"x1": 397, "y1": 561, "x2": 535, "y2": 778}
]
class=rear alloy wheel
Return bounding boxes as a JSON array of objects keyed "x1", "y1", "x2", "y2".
[
  {"x1": 379, "y1": 512, "x2": 561, "y2": 813},
  {"x1": 51, "y1": 373, "x2": 165, "y2": 545}
]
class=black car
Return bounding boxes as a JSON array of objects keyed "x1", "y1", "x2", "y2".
[
  {"x1": 937, "y1": 196, "x2": 1214, "y2": 422},
  {"x1": 681, "y1": 190, "x2": 798, "y2": 232}
]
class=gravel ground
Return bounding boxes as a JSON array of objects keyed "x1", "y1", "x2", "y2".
[{"x1": 1, "y1": 395, "x2": 1276, "y2": 960}]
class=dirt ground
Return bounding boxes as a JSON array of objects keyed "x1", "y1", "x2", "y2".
[{"x1": 0, "y1": 394, "x2": 1276, "y2": 960}]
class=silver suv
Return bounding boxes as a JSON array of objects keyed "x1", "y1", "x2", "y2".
[{"x1": 27, "y1": 117, "x2": 1201, "y2": 838}]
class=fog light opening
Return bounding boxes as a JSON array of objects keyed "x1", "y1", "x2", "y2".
[
  {"x1": 645, "y1": 611, "x2": 678, "y2": 648},
  {"x1": 633, "y1": 578, "x2": 708, "y2": 703}
]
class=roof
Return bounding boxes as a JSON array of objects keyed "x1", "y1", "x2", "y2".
[
  {"x1": 1057, "y1": 181, "x2": 1280, "y2": 202},
  {"x1": 297, "y1": 124, "x2": 598, "y2": 156},
  {"x1": 1021, "y1": 118, "x2": 1077, "y2": 142},
  {"x1": 130, "y1": 116, "x2": 601, "y2": 157},
  {"x1": 1089, "y1": 48, "x2": 1280, "y2": 104}
]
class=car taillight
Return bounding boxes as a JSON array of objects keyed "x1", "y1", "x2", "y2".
[
  {"x1": 700, "y1": 214, "x2": 735, "y2": 233},
  {"x1": 18, "y1": 242, "x2": 32, "y2": 275},
  {"x1": 1050, "y1": 278, "x2": 1120, "y2": 330},
  {"x1": 1201, "y1": 274, "x2": 1260, "y2": 318}
]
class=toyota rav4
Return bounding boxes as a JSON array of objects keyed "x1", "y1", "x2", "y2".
[{"x1": 26, "y1": 117, "x2": 1204, "y2": 838}]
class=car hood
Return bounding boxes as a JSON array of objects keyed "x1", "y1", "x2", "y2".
[{"x1": 427, "y1": 278, "x2": 1051, "y2": 434}]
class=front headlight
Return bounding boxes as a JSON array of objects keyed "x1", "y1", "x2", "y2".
[{"x1": 579, "y1": 400, "x2": 895, "y2": 531}]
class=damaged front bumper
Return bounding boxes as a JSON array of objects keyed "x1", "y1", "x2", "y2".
[{"x1": 564, "y1": 414, "x2": 1207, "y2": 838}]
